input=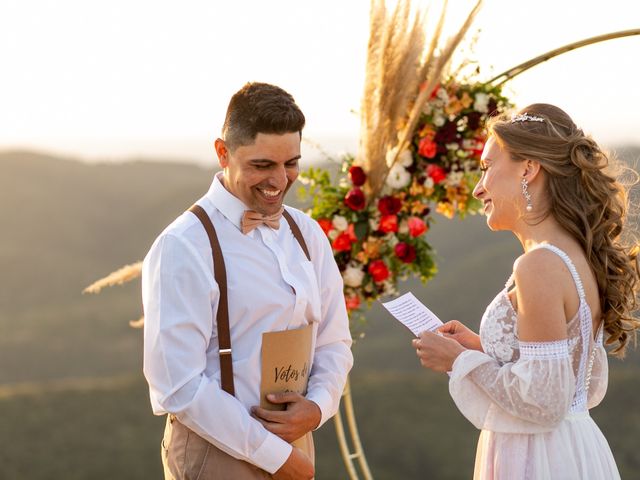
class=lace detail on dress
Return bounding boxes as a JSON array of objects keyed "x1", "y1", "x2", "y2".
[
  {"x1": 476, "y1": 243, "x2": 598, "y2": 415},
  {"x1": 479, "y1": 291, "x2": 519, "y2": 364},
  {"x1": 520, "y1": 340, "x2": 570, "y2": 360}
]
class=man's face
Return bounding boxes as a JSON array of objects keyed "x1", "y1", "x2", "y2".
[{"x1": 217, "y1": 132, "x2": 301, "y2": 215}]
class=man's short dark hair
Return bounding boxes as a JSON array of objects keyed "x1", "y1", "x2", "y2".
[{"x1": 222, "y1": 82, "x2": 306, "y2": 151}]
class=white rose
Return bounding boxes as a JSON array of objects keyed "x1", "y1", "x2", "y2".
[
  {"x1": 399, "y1": 149, "x2": 413, "y2": 167},
  {"x1": 424, "y1": 177, "x2": 435, "y2": 189},
  {"x1": 385, "y1": 147, "x2": 398, "y2": 167},
  {"x1": 474, "y1": 92, "x2": 489, "y2": 113},
  {"x1": 343, "y1": 266, "x2": 365, "y2": 287},
  {"x1": 385, "y1": 232, "x2": 399, "y2": 247},
  {"x1": 437, "y1": 87, "x2": 450, "y2": 103},
  {"x1": 433, "y1": 114, "x2": 446, "y2": 127},
  {"x1": 369, "y1": 217, "x2": 380, "y2": 231},
  {"x1": 385, "y1": 163, "x2": 411, "y2": 189},
  {"x1": 398, "y1": 219, "x2": 409, "y2": 235},
  {"x1": 332, "y1": 215, "x2": 348, "y2": 232},
  {"x1": 446, "y1": 171, "x2": 464, "y2": 186}
]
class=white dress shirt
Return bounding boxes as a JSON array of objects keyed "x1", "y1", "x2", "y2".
[{"x1": 142, "y1": 172, "x2": 353, "y2": 474}]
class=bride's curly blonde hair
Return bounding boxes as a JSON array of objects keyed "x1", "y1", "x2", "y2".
[{"x1": 488, "y1": 103, "x2": 640, "y2": 356}]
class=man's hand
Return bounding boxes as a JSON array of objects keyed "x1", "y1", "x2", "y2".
[
  {"x1": 272, "y1": 447, "x2": 314, "y2": 480},
  {"x1": 251, "y1": 393, "x2": 321, "y2": 443}
]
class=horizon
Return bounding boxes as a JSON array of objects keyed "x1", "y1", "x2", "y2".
[{"x1": 2, "y1": 0, "x2": 639, "y2": 164}]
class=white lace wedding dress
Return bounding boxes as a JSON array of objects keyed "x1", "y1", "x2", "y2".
[{"x1": 449, "y1": 244, "x2": 620, "y2": 479}]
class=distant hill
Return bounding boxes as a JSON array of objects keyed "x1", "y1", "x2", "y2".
[{"x1": 1, "y1": 149, "x2": 639, "y2": 479}]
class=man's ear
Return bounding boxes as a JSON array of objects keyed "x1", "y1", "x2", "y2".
[
  {"x1": 523, "y1": 160, "x2": 542, "y2": 183},
  {"x1": 214, "y1": 138, "x2": 229, "y2": 168}
]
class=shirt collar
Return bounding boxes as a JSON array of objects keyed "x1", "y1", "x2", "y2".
[{"x1": 205, "y1": 172, "x2": 248, "y2": 231}]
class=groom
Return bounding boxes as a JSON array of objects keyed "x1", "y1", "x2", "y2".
[{"x1": 142, "y1": 82, "x2": 353, "y2": 479}]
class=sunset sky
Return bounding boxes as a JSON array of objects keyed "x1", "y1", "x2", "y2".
[{"x1": 1, "y1": 0, "x2": 639, "y2": 165}]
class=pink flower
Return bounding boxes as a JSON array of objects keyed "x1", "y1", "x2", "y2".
[
  {"x1": 344, "y1": 187, "x2": 366, "y2": 211},
  {"x1": 418, "y1": 137, "x2": 437, "y2": 159},
  {"x1": 368, "y1": 260, "x2": 390, "y2": 283},
  {"x1": 426, "y1": 164, "x2": 447, "y2": 184},
  {"x1": 394, "y1": 242, "x2": 417, "y2": 263},
  {"x1": 348, "y1": 166, "x2": 367, "y2": 186},
  {"x1": 378, "y1": 214, "x2": 398, "y2": 233},
  {"x1": 407, "y1": 216, "x2": 428, "y2": 237}
]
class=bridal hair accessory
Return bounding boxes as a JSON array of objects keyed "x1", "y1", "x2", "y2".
[
  {"x1": 521, "y1": 177, "x2": 533, "y2": 212},
  {"x1": 511, "y1": 112, "x2": 545, "y2": 123}
]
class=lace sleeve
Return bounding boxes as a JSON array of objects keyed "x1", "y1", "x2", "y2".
[{"x1": 449, "y1": 340, "x2": 575, "y2": 434}]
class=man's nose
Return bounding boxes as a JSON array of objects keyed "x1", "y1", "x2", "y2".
[{"x1": 270, "y1": 165, "x2": 288, "y2": 188}]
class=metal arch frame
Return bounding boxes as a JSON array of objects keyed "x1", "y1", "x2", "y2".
[
  {"x1": 334, "y1": 27, "x2": 640, "y2": 480},
  {"x1": 486, "y1": 29, "x2": 640, "y2": 87}
]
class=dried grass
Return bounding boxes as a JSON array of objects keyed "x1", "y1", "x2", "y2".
[
  {"x1": 82, "y1": 261, "x2": 142, "y2": 294},
  {"x1": 359, "y1": 0, "x2": 484, "y2": 198}
]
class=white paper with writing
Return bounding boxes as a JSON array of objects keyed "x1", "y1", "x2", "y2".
[{"x1": 382, "y1": 292, "x2": 444, "y2": 337}]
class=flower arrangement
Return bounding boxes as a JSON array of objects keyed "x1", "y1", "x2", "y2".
[{"x1": 299, "y1": 78, "x2": 511, "y2": 316}]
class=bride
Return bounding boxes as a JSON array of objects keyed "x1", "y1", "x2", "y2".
[{"x1": 412, "y1": 103, "x2": 639, "y2": 479}]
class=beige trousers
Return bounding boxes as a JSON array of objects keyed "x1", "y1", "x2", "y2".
[{"x1": 161, "y1": 416, "x2": 314, "y2": 480}]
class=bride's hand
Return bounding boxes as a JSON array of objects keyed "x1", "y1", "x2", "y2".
[
  {"x1": 437, "y1": 320, "x2": 483, "y2": 351},
  {"x1": 412, "y1": 331, "x2": 465, "y2": 373}
]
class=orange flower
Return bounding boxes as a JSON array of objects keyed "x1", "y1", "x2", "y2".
[
  {"x1": 436, "y1": 202, "x2": 455, "y2": 219},
  {"x1": 419, "y1": 125, "x2": 436, "y2": 140},
  {"x1": 460, "y1": 92, "x2": 473, "y2": 108},
  {"x1": 445, "y1": 98, "x2": 463, "y2": 116}
]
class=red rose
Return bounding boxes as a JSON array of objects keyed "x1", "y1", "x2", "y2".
[
  {"x1": 368, "y1": 260, "x2": 390, "y2": 283},
  {"x1": 378, "y1": 195, "x2": 402, "y2": 215},
  {"x1": 426, "y1": 164, "x2": 447, "y2": 184},
  {"x1": 344, "y1": 187, "x2": 365, "y2": 211},
  {"x1": 394, "y1": 242, "x2": 417, "y2": 263},
  {"x1": 331, "y1": 232, "x2": 353, "y2": 252},
  {"x1": 407, "y1": 216, "x2": 428, "y2": 237},
  {"x1": 317, "y1": 218, "x2": 333, "y2": 236},
  {"x1": 378, "y1": 214, "x2": 398, "y2": 233},
  {"x1": 349, "y1": 166, "x2": 367, "y2": 186},
  {"x1": 466, "y1": 111, "x2": 481, "y2": 130},
  {"x1": 418, "y1": 137, "x2": 437, "y2": 159},
  {"x1": 345, "y1": 294, "x2": 360, "y2": 311},
  {"x1": 434, "y1": 121, "x2": 458, "y2": 144}
]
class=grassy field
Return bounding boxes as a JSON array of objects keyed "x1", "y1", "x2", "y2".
[{"x1": 1, "y1": 150, "x2": 639, "y2": 478}]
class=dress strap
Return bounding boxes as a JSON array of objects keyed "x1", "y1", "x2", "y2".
[
  {"x1": 531, "y1": 244, "x2": 586, "y2": 301},
  {"x1": 532, "y1": 243, "x2": 595, "y2": 413}
]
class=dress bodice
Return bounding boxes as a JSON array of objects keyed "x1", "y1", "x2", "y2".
[{"x1": 478, "y1": 244, "x2": 604, "y2": 413}]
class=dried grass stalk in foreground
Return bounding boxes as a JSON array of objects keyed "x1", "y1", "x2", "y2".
[{"x1": 82, "y1": 261, "x2": 142, "y2": 294}]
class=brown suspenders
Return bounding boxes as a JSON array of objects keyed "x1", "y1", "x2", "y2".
[{"x1": 188, "y1": 204, "x2": 311, "y2": 396}]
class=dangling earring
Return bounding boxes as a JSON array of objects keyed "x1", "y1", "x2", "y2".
[{"x1": 521, "y1": 177, "x2": 533, "y2": 212}]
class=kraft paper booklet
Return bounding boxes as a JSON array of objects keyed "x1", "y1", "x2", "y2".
[
  {"x1": 381, "y1": 292, "x2": 444, "y2": 336},
  {"x1": 260, "y1": 323, "x2": 314, "y2": 462}
]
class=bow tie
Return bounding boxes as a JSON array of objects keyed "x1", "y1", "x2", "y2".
[{"x1": 241, "y1": 207, "x2": 284, "y2": 234}]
